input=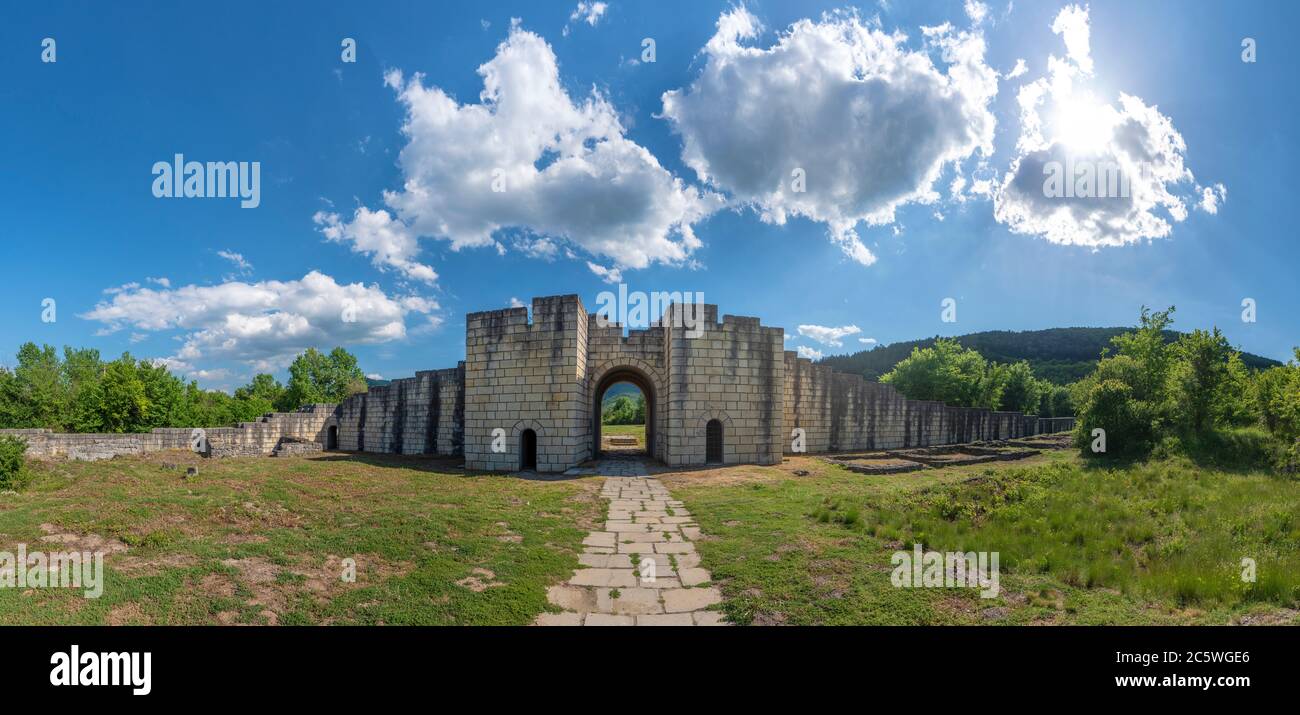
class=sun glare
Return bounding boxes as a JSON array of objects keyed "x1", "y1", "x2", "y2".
[{"x1": 1050, "y1": 92, "x2": 1114, "y2": 154}]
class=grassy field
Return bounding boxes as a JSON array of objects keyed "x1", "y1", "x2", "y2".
[
  {"x1": 0, "y1": 452, "x2": 602, "y2": 625},
  {"x1": 5, "y1": 444, "x2": 1298, "y2": 626},
  {"x1": 601, "y1": 423, "x2": 645, "y2": 447},
  {"x1": 659, "y1": 452, "x2": 1300, "y2": 625}
]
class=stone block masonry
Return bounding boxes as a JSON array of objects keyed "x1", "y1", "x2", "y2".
[
  {"x1": 2, "y1": 404, "x2": 338, "y2": 461},
  {"x1": 1, "y1": 294, "x2": 1074, "y2": 469},
  {"x1": 329, "y1": 366, "x2": 464, "y2": 456}
]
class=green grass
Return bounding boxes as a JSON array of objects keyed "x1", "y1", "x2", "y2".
[
  {"x1": 663, "y1": 452, "x2": 1300, "y2": 625},
  {"x1": 601, "y1": 423, "x2": 645, "y2": 447},
  {"x1": 0, "y1": 452, "x2": 602, "y2": 625}
]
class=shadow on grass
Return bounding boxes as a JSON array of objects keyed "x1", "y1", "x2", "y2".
[
  {"x1": 310, "y1": 451, "x2": 593, "y2": 481},
  {"x1": 1073, "y1": 428, "x2": 1283, "y2": 477}
]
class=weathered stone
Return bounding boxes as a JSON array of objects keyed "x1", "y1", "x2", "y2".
[
  {"x1": 596, "y1": 587, "x2": 663, "y2": 615},
  {"x1": 636, "y1": 613, "x2": 694, "y2": 626},
  {"x1": 583, "y1": 613, "x2": 635, "y2": 626},
  {"x1": 534, "y1": 612, "x2": 582, "y2": 626},
  {"x1": 662, "y1": 587, "x2": 723, "y2": 613},
  {"x1": 678, "y1": 568, "x2": 712, "y2": 587},
  {"x1": 546, "y1": 585, "x2": 597, "y2": 612},
  {"x1": 692, "y1": 611, "x2": 729, "y2": 626}
]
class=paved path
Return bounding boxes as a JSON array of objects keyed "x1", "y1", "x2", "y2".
[{"x1": 535, "y1": 457, "x2": 727, "y2": 626}]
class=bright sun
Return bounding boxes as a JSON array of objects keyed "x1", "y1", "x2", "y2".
[{"x1": 1050, "y1": 92, "x2": 1115, "y2": 154}]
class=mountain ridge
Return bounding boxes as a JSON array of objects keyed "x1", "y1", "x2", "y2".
[{"x1": 817, "y1": 327, "x2": 1284, "y2": 385}]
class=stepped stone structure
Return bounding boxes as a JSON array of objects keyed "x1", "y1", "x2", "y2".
[{"x1": 3, "y1": 294, "x2": 1074, "y2": 469}]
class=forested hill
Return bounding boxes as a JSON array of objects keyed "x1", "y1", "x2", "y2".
[{"x1": 818, "y1": 327, "x2": 1283, "y2": 385}]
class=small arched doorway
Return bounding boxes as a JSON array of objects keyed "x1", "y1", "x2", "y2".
[
  {"x1": 705, "y1": 419, "x2": 723, "y2": 464},
  {"x1": 326, "y1": 425, "x2": 339, "y2": 450},
  {"x1": 520, "y1": 429, "x2": 537, "y2": 470},
  {"x1": 592, "y1": 367, "x2": 655, "y2": 459}
]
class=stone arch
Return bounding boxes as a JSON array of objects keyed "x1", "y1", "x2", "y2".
[
  {"x1": 695, "y1": 408, "x2": 734, "y2": 465},
  {"x1": 510, "y1": 419, "x2": 545, "y2": 471},
  {"x1": 321, "y1": 416, "x2": 340, "y2": 450},
  {"x1": 589, "y1": 358, "x2": 664, "y2": 460}
]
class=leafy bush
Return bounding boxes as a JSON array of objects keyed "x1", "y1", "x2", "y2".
[
  {"x1": 0, "y1": 436, "x2": 31, "y2": 491},
  {"x1": 1073, "y1": 379, "x2": 1155, "y2": 456}
]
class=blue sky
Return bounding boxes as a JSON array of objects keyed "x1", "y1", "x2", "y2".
[{"x1": 1, "y1": 0, "x2": 1295, "y2": 390}]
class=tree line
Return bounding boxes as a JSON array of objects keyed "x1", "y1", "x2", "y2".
[
  {"x1": 821, "y1": 326, "x2": 1282, "y2": 385},
  {"x1": 880, "y1": 338, "x2": 1073, "y2": 417},
  {"x1": 0, "y1": 344, "x2": 367, "y2": 434},
  {"x1": 1069, "y1": 307, "x2": 1300, "y2": 470}
]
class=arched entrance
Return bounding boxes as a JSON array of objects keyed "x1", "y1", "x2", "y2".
[
  {"x1": 706, "y1": 419, "x2": 723, "y2": 464},
  {"x1": 520, "y1": 429, "x2": 537, "y2": 470},
  {"x1": 592, "y1": 366, "x2": 656, "y2": 458},
  {"x1": 326, "y1": 425, "x2": 338, "y2": 450}
]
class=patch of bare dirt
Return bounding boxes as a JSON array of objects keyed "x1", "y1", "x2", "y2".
[
  {"x1": 455, "y1": 567, "x2": 505, "y2": 592},
  {"x1": 216, "y1": 501, "x2": 303, "y2": 530},
  {"x1": 208, "y1": 553, "x2": 412, "y2": 625},
  {"x1": 218, "y1": 533, "x2": 268, "y2": 545},
  {"x1": 1231, "y1": 609, "x2": 1299, "y2": 626},
  {"x1": 199, "y1": 573, "x2": 236, "y2": 599},
  {"x1": 494, "y1": 521, "x2": 523, "y2": 543},
  {"x1": 106, "y1": 602, "x2": 151, "y2": 626},
  {"x1": 114, "y1": 553, "x2": 199, "y2": 576},
  {"x1": 35, "y1": 524, "x2": 129, "y2": 555},
  {"x1": 751, "y1": 611, "x2": 788, "y2": 626},
  {"x1": 657, "y1": 464, "x2": 783, "y2": 488}
]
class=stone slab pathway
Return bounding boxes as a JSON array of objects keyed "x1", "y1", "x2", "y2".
[{"x1": 535, "y1": 457, "x2": 727, "y2": 626}]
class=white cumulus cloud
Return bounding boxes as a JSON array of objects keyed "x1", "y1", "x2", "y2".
[
  {"x1": 992, "y1": 5, "x2": 1218, "y2": 248},
  {"x1": 323, "y1": 24, "x2": 719, "y2": 283},
  {"x1": 314, "y1": 207, "x2": 438, "y2": 284},
  {"x1": 81, "y1": 271, "x2": 440, "y2": 378},
  {"x1": 796, "y1": 345, "x2": 824, "y2": 360},
  {"x1": 797, "y1": 323, "x2": 862, "y2": 347},
  {"x1": 661, "y1": 7, "x2": 999, "y2": 266},
  {"x1": 993, "y1": 4, "x2": 1216, "y2": 249}
]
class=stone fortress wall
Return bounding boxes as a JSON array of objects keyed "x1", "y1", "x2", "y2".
[
  {"x1": 3, "y1": 405, "x2": 336, "y2": 462},
  {"x1": 3, "y1": 294, "x2": 1075, "y2": 469}
]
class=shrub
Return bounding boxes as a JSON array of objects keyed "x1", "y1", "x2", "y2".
[
  {"x1": 0, "y1": 436, "x2": 31, "y2": 491},
  {"x1": 1074, "y1": 379, "x2": 1155, "y2": 456}
]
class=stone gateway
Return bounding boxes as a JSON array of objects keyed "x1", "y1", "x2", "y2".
[
  {"x1": 325, "y1": 294, "x2": 1073, "y2": 472},
  {"x1": 5, "y1": 294, "x2": 1073, "y2": 469}
]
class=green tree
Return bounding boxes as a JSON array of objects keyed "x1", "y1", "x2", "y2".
[
  {"x1": 602, "y1": 394, "x2": 646, "y2": 425},
  {"x1": 881, "y1": 338, "x2": 999, "y2": 408},
  {"x1": 1252, "y1": 349, "x2": 1300, "y2": 441},
  {"x1": 98, "y1": 355, "x2": 149, "y2": 432},
  {"x1": 234, "y1": 373, "x2": 284, "y2": 420},
  {"x1": 137, "y1": 359, "x2": 187, "y2": 429},
  {"x1": 996, "y1": 361, "x2": 1043, "y2": 414},
  {"x1": 278, "y1": 347, "x2": 366, "y2": 410},
  {"x1": 1166, "y1": 328, "x2": 1234, "y2": 434},
  {"x1": 12, "y1": 343, "x2": 65, "y2": 429},
  {"x1": 1108, "y1": 306, "x2": 1176, "y2": 403}
]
